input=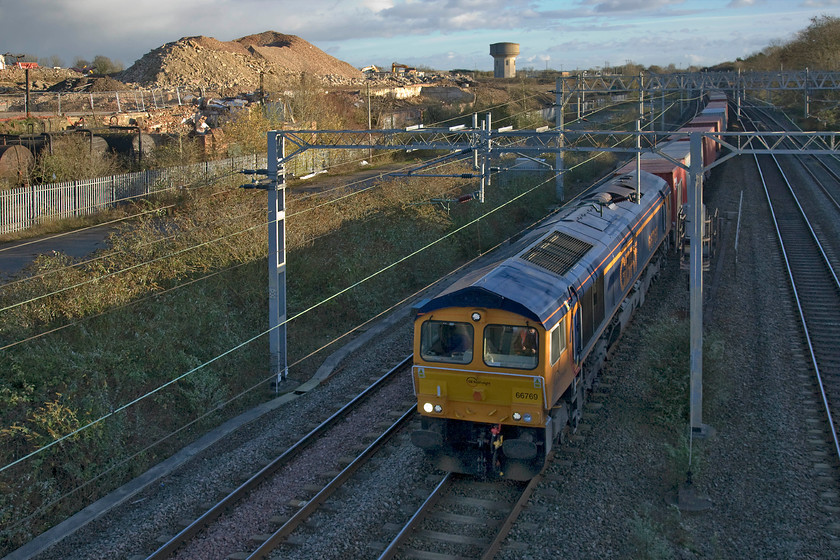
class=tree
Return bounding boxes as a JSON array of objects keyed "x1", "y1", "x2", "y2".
[
  {"x1": 91, "y1": 55, "x2": 123, "y2": 74},
  {"x1": 38, "y1": 55, "x2": 64, "y2": 68},
  {"x1": 281, "y1": 72, "x2": 323, "y2": 125}
]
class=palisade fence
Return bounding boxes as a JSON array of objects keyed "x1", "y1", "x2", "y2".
[{"x1": 0, "y1": 147, "x2": 370, "y2": 235}]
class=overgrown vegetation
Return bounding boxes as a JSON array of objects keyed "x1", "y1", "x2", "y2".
[
  {"x1": 632, "y1": 314, "x2": 724, "y2": 492},
  {"x1": 30, "y1": 135, "x2": 121, "y2": 183}
]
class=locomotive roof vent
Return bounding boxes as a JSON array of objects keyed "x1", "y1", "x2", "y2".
[{"x1": 520, "y1": 230, "x2": 593, "y2": 276}]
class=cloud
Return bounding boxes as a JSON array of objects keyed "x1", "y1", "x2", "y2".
[{"x1": 578, "y1": 0, "x2": 686, "y2": 13}]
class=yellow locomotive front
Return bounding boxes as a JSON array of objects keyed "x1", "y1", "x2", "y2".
[{"x1": 411, "y1": 306, "x2": 563, "y2": 480}]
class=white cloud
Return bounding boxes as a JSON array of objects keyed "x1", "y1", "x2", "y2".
[
  {"x1": 362, "y1": 0, "x2": 395, "y2": 12},
  {"x1": 579, "y1": 0, "x2": 686, "y2": 13}
]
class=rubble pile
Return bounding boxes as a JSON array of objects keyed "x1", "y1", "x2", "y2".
[
  {"x1": 0, "y1": 67, "x2": 84, "y2": 93},
  {"x1": 118, "y1": 31, "x2": 364, "y2": 92},
  {"x1": 47, "y1": 76, "x2": 129, "y2": 93},
  {"x1": 0, "y1": 30, "x2": 476, "y2": 98}
]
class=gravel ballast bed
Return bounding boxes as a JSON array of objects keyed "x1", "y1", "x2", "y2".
[{"x1": 28, "y1": 325, "x2": 415, "y2": 560}]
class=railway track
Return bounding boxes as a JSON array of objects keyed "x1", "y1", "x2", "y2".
[
  {"x1": 377, "y1": 471, "x2": 537, "y2": 560},
  {"x1": 753, "y1": 107, "x2": 840, "y2": 215},
  {"x1": 143, "y1": 356, "x2": 414, "y2": 560},
  {"x1": 241, "y1": 406, "x2": 416, "y2": 559},
  {"x1": 744, "y1": 108, "x2": 840, "y2": 467}
]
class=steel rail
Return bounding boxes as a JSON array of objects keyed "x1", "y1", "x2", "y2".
[
  {"x1": 480, "y1": 451, "x2": 554, "y2": 560},
  {"x1": 377, "y1": 472, "x2": 453, "y2": 559},
  {"x1": 145, "y1": 355, "x2": 412, "y2": 559},
  {"x1": 378, "y1": 454, "x2": 552, "y2": 560},
  {"x1": 753, "y1": 107, "x2": 840, "y2": 212},
  {"x1": 744, "y1": 110, "x2": 840, "y2": 465},
  {"x1": 245, "y1": 406, "x2": 416, "y2": 559}
]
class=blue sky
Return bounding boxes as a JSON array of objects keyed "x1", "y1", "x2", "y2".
[{"x1": 2, "y1": 0, "x2": 840, "y2": 72}]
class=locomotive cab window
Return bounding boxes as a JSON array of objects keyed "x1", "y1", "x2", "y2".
[
  {"x1": 420, "y1": 320, "x2": 474, "y2": 364},
  {"x1": 550, "y1": 318, "x2": 567, "y2": 365},
  {"x1": 483, "y1": 325, "x2": 538, "y2": 370}
]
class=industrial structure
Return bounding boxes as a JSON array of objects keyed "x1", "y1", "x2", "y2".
[{"x1": 490, "y1": 42, "x2": 520, "y2": 78}]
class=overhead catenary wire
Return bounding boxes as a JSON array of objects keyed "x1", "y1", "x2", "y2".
[
  {"x1": 0, "y1": 154, "x2": 477, "y2": 316},
  {"x1": 1, "y1": 86, "x2": 671, "y2": 318},
  {"x1": 2, "y1": 168, "x2": 561, "y2": 530}
]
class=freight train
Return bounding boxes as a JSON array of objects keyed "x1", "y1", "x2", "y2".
[{"x1": 410, "y1": 94, "x2": 726, "y2": 480}]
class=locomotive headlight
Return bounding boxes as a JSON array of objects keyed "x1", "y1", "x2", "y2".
[
  {"x1": 471, "y1": 312, "x2": 481, "y2": 322},
  {"x1": 523, "y1": 413, "x2": 532, "y2": 423},
  {"x1": 434, "y1": 404, "x2": 443, "y2": 413},
  {"x1": 423, "y1": 402, "x2": 434, "y2": 413},
  {"x1": 512, "y1": 412, "x2": 522, "y2": 421}
]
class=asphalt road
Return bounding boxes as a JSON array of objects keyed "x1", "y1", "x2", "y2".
[
  {"x1": 0, "y1": 160, "x2": 437, "y2": 281},
  {"x1": 0, "y1": 225, "x2": 114, "y2": 279}
]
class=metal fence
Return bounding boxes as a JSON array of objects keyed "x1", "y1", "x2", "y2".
[
  {"x1": 0, "y1": 88, "x2": 214, "y2": 118},
  {"x1": 0, "y1": 154, "x2": 265, "y2": 235},
  {"x1": 0, "y1": 145, "x2": 373, "y2": 235}
]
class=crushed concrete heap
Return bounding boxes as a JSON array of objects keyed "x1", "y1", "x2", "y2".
[{"x1": 118, "y1": 31, "x2": 364, "y2": 92}]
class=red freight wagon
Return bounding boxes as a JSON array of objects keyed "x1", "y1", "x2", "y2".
[
  {"x1": 669, "y1": 123, "x2": 719, "y2": 168},
  {"x1": 616, "y1": 139, "x2": 691, "y2": 243},
  {"x1": 698, "y1": 106, "x2": 728, "y2": 131},
  {"x1": 689, "y1": 113, "x2": 725, "y2": 136},
  {"x1": 705, "y1": 101, "x2": 728, "y2": 125}
]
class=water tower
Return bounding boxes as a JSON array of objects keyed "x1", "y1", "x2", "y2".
[{"x1": 490, "y1": 42, "x2": 520, "y2": 78}]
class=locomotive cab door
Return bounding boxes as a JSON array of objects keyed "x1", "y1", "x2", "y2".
[
  {"x1": 572, "y1": 305, "x2": 582, "y2": 365},
  {"x1": 580, "y1": 274, "x2": 605, "y2": 353}
]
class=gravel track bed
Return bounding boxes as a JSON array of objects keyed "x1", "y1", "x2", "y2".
[
  {"x1": 267, "y1": 432, "x2": 437, "y2": 560},
  {"x1": 33, "y1": 323, "x2": 414, "y2": 560},
  {"x1": 173, "y1": 374, "x2": 414, "y2": 560}
]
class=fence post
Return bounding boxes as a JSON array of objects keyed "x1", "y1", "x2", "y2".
[{"x1": 29, "y1": 183, "x2": 36, "y2": 229}]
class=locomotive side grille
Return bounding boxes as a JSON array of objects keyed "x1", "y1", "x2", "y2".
[{"x1": 521, "y1": 231, "x2": 593, "y2": 276}]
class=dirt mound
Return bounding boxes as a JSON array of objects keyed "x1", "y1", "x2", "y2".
[
  {"x1": 46, "y1": 75, "x2": 128, "y2": 93},
  {"x1": 0, "y1": 67, "x2": 86, "y2": 93},
  {"x1": 118, "y1": 31, "x2": 363, "y2": 93}
]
